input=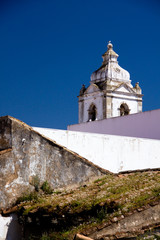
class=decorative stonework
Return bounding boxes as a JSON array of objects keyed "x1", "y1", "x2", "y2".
[{"x1": 78, "y1": 42, "x2": 143, "y2": 123}]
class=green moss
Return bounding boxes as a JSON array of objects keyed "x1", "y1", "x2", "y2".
[
  {"x1": 53, "y1": 190, "x2": 62, "y2": 195},
  {"x1": 15, "y1": 171, "x2": 160, "y2": 240},
  {"x1": 152, "y1": 186, "x2": 160, "y2": 197},
  {"x1": 16, "y1": 191, "x2": 39, "y2": 204}
]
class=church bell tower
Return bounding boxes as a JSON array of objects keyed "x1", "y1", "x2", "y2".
[{"x1": 78, "y1": 42, "x2": 143, "y2": 123}]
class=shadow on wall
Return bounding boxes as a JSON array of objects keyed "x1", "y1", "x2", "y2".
[{"x1": 5, "y1": 214, "x2": 22, "y2": 240}]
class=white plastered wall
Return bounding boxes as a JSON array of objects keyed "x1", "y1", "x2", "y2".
[
  {"x1": 0, "y1": 214, "x2": 21, "y2": 240},
  {"x1": 33, "y1": 127, "x2": 160, "y2": 173}
]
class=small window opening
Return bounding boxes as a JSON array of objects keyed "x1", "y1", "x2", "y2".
[
  {"x1": 88, "y1": 104, "x2": 97, "y2": 121},
  {"x1": 120, "y1": 103, "x2": 130, "y2": 116}
]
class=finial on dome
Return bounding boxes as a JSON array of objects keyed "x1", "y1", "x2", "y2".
[{"x1": 107, "y1": 41, "x2": 113, "y2": 49}]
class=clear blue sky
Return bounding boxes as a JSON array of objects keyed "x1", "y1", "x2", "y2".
[{"x1": 0, "y1": 0, "x2": 160, "y2": 129}]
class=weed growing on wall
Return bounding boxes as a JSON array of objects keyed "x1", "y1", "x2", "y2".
[
  {"x1": 41, "y1": 181, "x2": 53, "y2": 194},
  {"x1": 30, "y1": 175, "x2": 40, "y2": 192}
]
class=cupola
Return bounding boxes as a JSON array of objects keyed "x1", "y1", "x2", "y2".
[{"x1": 91, "y1": 41, "x2": 130, "y2": 83}]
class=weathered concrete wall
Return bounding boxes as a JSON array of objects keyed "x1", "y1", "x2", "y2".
[
  {"x1": 33, "y1": 127, "x2": 160, "y2": 173},
  {"x1": 68, "y1": 109, "x2": 160, "y2": 140},
  {"x1": 0, "y1": 116, "x2": 105, "y2": 209}
]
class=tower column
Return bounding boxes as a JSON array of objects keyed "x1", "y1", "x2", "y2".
[
  {"x1": 103, "y1": 94, "x2": 106, "y2": 119},
  {"x1": 106, "y1": 96, "x2": 112, "y2": 118}
]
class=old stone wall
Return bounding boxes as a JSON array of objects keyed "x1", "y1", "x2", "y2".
[
  {"x1": 0, "y1": 117, "x2": 12, "y2": 151},
  {"x1": 0, "y1": 116, "x2": 105, "y2": 209}
]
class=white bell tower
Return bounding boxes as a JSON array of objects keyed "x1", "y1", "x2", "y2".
[{"x1": 78, "y1": 42, "x2": 143, "y2": 123}]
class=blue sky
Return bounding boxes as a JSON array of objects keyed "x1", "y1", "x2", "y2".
[{"x1": 0, "y1": 0, "x2": 160, "y2": 129}]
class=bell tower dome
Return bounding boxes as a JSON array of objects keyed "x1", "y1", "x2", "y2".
[{"x1": 78, "y1": 42, "x2": 143, "y2": 123}]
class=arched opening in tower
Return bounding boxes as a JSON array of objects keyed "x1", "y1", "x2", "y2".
[
  {"x1": 120, "y1": 103, "x2": 130, "y2": 116},
  {"x1": 88, "y1": 104, "x2": 97, "y2": 121}
]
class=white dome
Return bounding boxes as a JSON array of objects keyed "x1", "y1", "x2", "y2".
[{"x1": 91, "y1": 42, "x2": 130, "y2": 83}]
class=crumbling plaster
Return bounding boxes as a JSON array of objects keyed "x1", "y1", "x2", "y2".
[{"x1": 0, "y1": 116, "x2": 105, "y2": 209}]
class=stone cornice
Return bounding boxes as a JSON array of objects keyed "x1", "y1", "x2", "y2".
[{"x1": 106, "y1": 90, "x2": 143, "y2": 98}]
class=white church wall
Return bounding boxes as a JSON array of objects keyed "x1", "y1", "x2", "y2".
[
  {"x1": 68, "y1": 109, "x2": 160, "y2": 140},
  {"x1": 33, "y1": 127, "x2": 160, "y2": 173}
]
